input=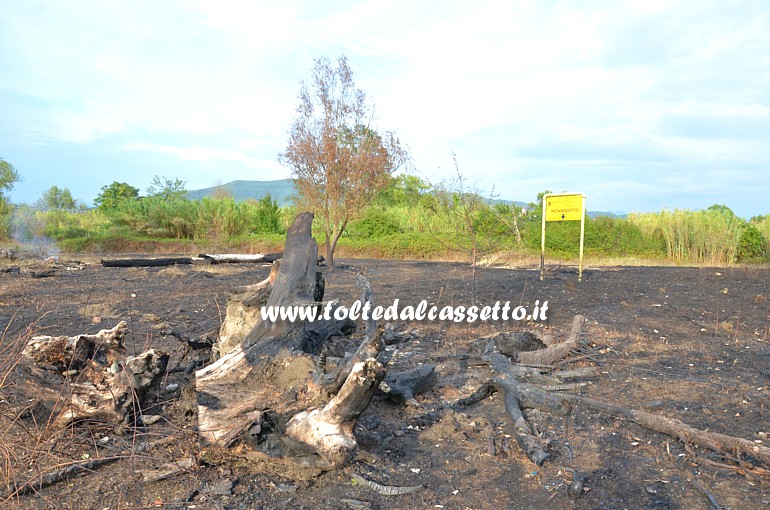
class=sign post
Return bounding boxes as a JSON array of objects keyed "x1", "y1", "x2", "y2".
[{"x1": 540, "y1": 192, "x2": 586, "y2": 282}]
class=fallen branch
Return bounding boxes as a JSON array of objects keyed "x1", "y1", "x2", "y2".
[
  {"x1": 138, "y1": 457, "x2": 197, "y2": 483},
  {"x1": 101, "y1": 257, "x2": 195, "y2": 267},
  {"x1": 690, "y1": 478, "x2": 721, "y2": 509},
  {"x1": 470, "y1": 313, "x2": 770, "y2": 472},
  {"x1": 378, "y1": 364, "x2": 436, "y2": 405},
  {"x1": 501, "y1": 389, "x2": 550, "y2": 466},
  {"x1": 4, "y1": 454, "x2": 125, "y2": 499},
  {"x1": 30, "y1": 269, "x2": 57, "y2": 278},
  {"x1": 516, "y1": 315, "x2": 585, "y2": 365},
  {"x1": 481, "y1": 352, "x2": 770, "y2": 469},
  {"x1": 351, "y1": 473, "x2": 422, "y2": 496},
  {"x1": 558, "y1": 391, "x2": 770, "y2": 468}
]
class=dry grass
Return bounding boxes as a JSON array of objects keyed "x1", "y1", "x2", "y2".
[
  {"x1": 0, "y1": 316, "x2": 197, "y2": 507},
  {"x1": 0, "y1": 320, "x2": 68, "y2": 503}
]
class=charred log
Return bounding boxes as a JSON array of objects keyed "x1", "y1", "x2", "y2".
[{"x1": 101, "y1": 257, "x2": 194, "y2": 267}]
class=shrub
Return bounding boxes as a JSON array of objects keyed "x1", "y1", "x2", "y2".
[
  {"x1": 347, "y1": 208, "x2": 403, "y2": 238},
  {"x1": 737, "y1": 223, "x2": 767, "y2": 261}
]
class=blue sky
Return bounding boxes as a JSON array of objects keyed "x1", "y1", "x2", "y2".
[{"x1": 1, "y1": 0, "x2": 769, "y2": 218}]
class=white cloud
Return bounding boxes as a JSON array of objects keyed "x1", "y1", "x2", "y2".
[{"x1": 121, "y1": 142, "x2": 262, "y2": 166}]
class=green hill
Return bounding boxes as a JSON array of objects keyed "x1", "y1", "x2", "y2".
[{"x1": 186, "y1": 179, "x2": 296, "y2": 205}]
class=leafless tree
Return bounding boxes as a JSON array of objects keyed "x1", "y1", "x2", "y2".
[{"x1": 280, "y1": 55, "x2": 409, "y2": 267}]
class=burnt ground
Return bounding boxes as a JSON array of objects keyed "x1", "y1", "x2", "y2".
[{"x1": 0, "y1": 255, "x2": 769, "y2": 510}]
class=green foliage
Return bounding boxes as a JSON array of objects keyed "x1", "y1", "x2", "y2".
[
  {"x1": 94, "y1": 182, "x2": 140, "y2": 211},
  {"x1": 336, "y1": 231, "x2": 454, "y2": 260},
  {"x1": 750, "y1": 214, "x2": 770, "y2": 258},
  {"x1": 0, "y1": 201, "x2": 12, "y2": 239},
  {"x1": 472, "y1": 206, "x2": 507, "y2": 237},
  {"x1": 374, "y1": 174, "x2": 430, "y2": 208},
  {"x1": 146, "y1": 175, "x2": 187, "y2": 200},
  {"x1": 37, "y1": 185, "x2": 77, "y2": 210},
  {"x1": 583, "y1": 216, "x2": 663, "y2": 256},
  {"x1": 253, "y1": 195, "x2": 282, "y2": 234},
  {"x1": 40, "y1": 209, "x2": 110, "y2": 239},
  {"x1": 0, "y1": 158, "x2": 21, "y2": 200},
  {"x1": 8, "y1": 206, "x2": 110, "y2": 245},
  {"x1": 0, "y1": 157, "x2": 22, "y2": 239},
  {"x1": 707, "y1": 204, "x2": 736, "y2": 217},
  {"x1": 627, "y1": 208, "x2": 744, "y2": 265},
  {"x1": 737, "y1": 223, "x2": 767, "y2": 261},
  {"x1": 347, "y1": 207, "x2": 403, "y2": 238},
  {"x1": 104, "y1": 195, "x2": 285, "y2": 240}
]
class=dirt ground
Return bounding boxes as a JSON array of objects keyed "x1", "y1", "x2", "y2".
[{"x1": 1, "y1": 254, "x2": 769, "y2": 510}]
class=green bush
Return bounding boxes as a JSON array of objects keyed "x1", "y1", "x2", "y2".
[
  {"x1": 337, "y1": 231, "x2": 452, "y2": 259},
  {"x1": 347, "y1": 208, "x2": 403, "y2": 238},
  {"x1": 0, "y1": 202, "x2": 14, "y2": 239},
  {"x1": 584, "y1": 216, "x2": 664, "y2": 256},
  {"x1": 737, "y1": 223, "x2": 767, "y2": 261}
]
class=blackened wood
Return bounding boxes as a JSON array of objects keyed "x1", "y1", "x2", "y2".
[{"x1": 101, "y1": 257, "x2": 193, "y2": 267}]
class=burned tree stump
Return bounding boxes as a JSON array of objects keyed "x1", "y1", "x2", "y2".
[
  {"x1": 16, "y1": 321, "x2": 169, "y2": 428},
  {"x1": 213, "y1": 261, "x2": 280, "y2": 359},
  {"x1": 195, "y1": 212, "x2": 384, "y2": 470}
]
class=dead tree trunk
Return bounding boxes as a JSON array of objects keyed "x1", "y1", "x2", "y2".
[
  {"x1": 213, "y1": 262, "x2": 281, "y2": 359},
  {"x1": 16, "y1": 321, "x2": 169, "y2": 428},
  {"x1": 195, "y1": 212, "x2": 384, "y2": 469}
]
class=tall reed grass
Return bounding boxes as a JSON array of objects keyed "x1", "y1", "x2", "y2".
[{"x1": 628, "y1": 209, "x2": 744, "y2": 265}]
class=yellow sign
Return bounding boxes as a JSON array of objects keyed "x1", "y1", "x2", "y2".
[
  {"x1": 541, "y1": 192, "x2": 586, "y2": 282},
  {"x1": 545, "y1": 193, "x2": 584, "y2": 222}
]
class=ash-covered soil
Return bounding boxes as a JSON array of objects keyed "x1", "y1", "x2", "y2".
[{"x1": 0, "y1": 256, "x2": 768, "y2": 510}]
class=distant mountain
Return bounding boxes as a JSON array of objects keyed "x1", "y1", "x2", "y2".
[
  {"x1": 186, "y1": 179, "x2": 295, "y2": 205},
  {"x1": 187, "y1": 179, "x2": 626, "y2": 218},
  {"x1": 488, "y1": 198, "x2": 529, "y2": 209},
  {"x1": 587, "y1": 210, "x2": 625, "y2": 219}
]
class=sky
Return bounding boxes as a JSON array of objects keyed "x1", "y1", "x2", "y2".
[{"x1": 1, "y1": 1, "x2": 769, "y2": 218}]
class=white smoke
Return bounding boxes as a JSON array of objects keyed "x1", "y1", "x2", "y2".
[{"x1": 9, "y1": 206, "x2": 59, "y2": 260}]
